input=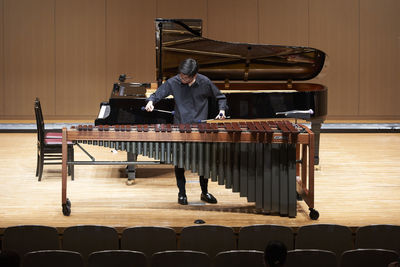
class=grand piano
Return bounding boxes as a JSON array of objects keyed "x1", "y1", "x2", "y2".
[{"x1": 96, "y1": 18, "x2": 327, "y2": 165}]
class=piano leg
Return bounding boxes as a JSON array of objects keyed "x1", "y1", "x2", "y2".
[
  {"x1": 310, "y1": 119, "x2": 323, "y2": 165},
  {"x1": 126, "y1": 152, "x2": 137, "y2": 185}
]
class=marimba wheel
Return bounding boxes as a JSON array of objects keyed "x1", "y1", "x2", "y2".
[
  {"x1": 309, "y1": 208, "x2": 319, "y2": 220},
  {"x1": 126, "y1": 179, "x2": 135, "y2": 186},
  {"x1": 62, "y1": 198, "x2": 71, "y2": 216}
]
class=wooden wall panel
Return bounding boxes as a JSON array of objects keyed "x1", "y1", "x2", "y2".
[
  {"x1": 156, "y1": 0, "x2": 207, "y2": 35},
  {"x1": 55, "y1": 0, "x2": 106, "y2": 117},
  {"x1": 309, "y1": 0, "x2": 360, "y2": 117},
  {"x1": 0, "y1": 0, "x2": 3, "y2": 116},
  {"x1": 359, "y1": 0, "x2": 400, "y2": 117},
  {"x1": 106, "y1": 0, "x2": 156, "y2": 91},
  {"x1": 258, "y1": 0, "x2": 308, "y2": 46},
  {"x1": 3, "y1": 0, "x2": 55, "y2": 117},
  {"x1": 207, "y1": 0, "x2": 258, "y2": 43}
]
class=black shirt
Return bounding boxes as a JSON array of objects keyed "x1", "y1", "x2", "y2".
[{"x1": 147, "y1": 74, "x2": 227, "y2": 124}]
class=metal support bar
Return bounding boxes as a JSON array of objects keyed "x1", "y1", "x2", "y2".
[{"x1": 75, "y1": 143, "x2": 96, "y2": 161}]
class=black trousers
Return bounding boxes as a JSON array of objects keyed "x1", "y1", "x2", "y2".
[{"x1": 174, "y1": 166, "x2": 208, "y2": 196}]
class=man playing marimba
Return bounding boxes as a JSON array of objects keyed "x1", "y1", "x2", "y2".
[{"x1": 145, "y1": 58, "x2": 227, "y2": 205}]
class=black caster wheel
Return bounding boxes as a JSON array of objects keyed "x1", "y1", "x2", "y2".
[
  {"x1": 309, "y1": 208, "x2": 319, "y2": 220},
  {"x1": 62, "y1": 198, "x2": 71, "y2": 216}
]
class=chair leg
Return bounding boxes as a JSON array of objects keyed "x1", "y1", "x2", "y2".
[
  {"x1": 38, "y1": 151, "x2": 44, "y2": 181},
  {"x1": 68, "y1": 146, "x2": 74, "y2": 181},
  {"x1": 36, "y1": 152, "x2": 40, "y2": 177}
]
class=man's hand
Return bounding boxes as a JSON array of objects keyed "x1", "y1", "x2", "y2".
[
  {"x1": 145, "y1": 101, "x2": 154, "y2": 112},
  {"x1": 215, "y1": 110, "x2": 226, "y2": 120}
]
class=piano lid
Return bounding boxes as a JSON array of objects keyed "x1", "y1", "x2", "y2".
[{"x1": 155, "y1": 18, "x2": 326, "y2": 85}]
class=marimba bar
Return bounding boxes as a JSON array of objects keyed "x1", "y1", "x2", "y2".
[{"x1": 61, "y1": 121, "x2": 318, "y2": 219}]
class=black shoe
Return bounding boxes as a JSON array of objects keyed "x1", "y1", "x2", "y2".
[
  {"x1": 201, "y1": 192, "x2": 217, "y2": 204},
  {"x1": 178, "y1": 195, "x2": 188, "y2": 205}
]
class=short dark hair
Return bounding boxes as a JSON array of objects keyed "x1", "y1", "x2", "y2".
[
  {"x1": 179, "y1": 58, "x2": 198, "y2": 77},
  {"x1": 264, "y1": 240, "x2": 287, "y2": 267}
]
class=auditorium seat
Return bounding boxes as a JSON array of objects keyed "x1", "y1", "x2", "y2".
[
  {"x1": 151, "y1": 250, "x2": 211, "y2": 267},
  {"x1": 179, "y1": 225, "x2": 236, "y2": 258},
  {"x1": 355, "y1": 224, "x2": 400, "y2": 253},
  {"x1": 214, "y1": 250, "x2": 265, "y2": 267},
  {"x1": 238, "y1": 224, "x2": 294, "y2": 250},
  {"x1": 88, "y1": 250, "x2": 147, "y2": 267},
  {"x1": 340, "y1": 248, "x2": 399, "y2": 267},
  {"x1": 22, "y1": 250, "x2": 84, "y2": 267},
  {"x1": 295, "y1": 224, "x2": 353, "y2": 258},
  {"x1": 286, "y1": 249, "x2": 337, "y2": 267},
  {"x1": 121, "y1": 226, "x2": 176, "y2": 260},
  {"x1": 2, "y1": 225, "x2": 60, "y2": 259},
  {"x1": 62, "y1": 225, "x2": 119, "y2": 263}
]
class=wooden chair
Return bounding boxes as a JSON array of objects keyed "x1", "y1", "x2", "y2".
[
  {"x1": 214, "y1": 250, "x2": 265, "y2": 267},
  {"x1": 88, "y1": 250, "x2": 147, "y2": 267},
  {"x1": 121, "y1": 226, "x2": 176, "y2": 260},
  {"x1": 22, "y1": 250, "x2": 84, "y2": 267},
  {"x1": 2, "y1": 225, "x2": 60, "y2": 259},
  {"x1": 151, "y1": 250, "x2": 211, "y2": 267},
  {"x1": 34, "y1": 97, "x2": 74, "y2": 181},
  {"x1": 286, "y1": 249, "x2": 337, "y2": 267},
  {"x1": 340, "y1": 249, "x2": 399, "y2": 267},
  {"x1": 238, "y1": 224, "x2": 294, "y2": 251},
  {"x1": 179, "y1": 225, "x2": 236, "y2": 258},
  {"x1": 62, "y1": 225, "x2": 119, "y2": 264}
]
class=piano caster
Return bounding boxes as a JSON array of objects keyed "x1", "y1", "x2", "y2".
[
  {"x1": 62, "y1": 198, "x2": 71, "y2": 216},
  {"x1": 126, "y1": 179, "x2": 135, "y2": 186},
  {"x1": 309, "y1": 208, "x2": 319, "y2": 220}
]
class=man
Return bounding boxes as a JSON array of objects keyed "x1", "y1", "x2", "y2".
[
  {"x1": 145, "y1": 58, "x2": 227, "y2": 205},
  {"x1": 264, "y1": 240, "x2": 287, "y2": 267}
]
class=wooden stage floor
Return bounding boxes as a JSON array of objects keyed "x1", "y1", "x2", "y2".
[{"x1": 0, "y1": 132, "x2": 399, "y2": 232}]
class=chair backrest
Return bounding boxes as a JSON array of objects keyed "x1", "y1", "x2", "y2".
[
  {"x1": 151, "y1": 250, "x2": 211, "y2": 267},
  {"x1": 214, "y1": 250, "x2": 265, "y2": 267},
  {"x1": 286, "y1": 249, "x2": 337, "y2": 267},
  {"x1": 340, "y1": 249, "x2": 399, "y2": 267},
  {"x1": 2, "y1": 225, "x2": 60, "y2": 259},
  {"x1": 296, "y1": 224, "x2": 354, "y2": 258},
  {"x1": 34, "y1": 98, "x2": 45, "y2": 143},
  {"x1": 22, "y1": 250, "x2": 84, "y2": 267},
  {"x1": 88, "y1": 250, "x2": 147, "y2": 267},
  {"x1": 356, "y1": 224, "x2": 400, "y2": 254},
  {"x1": 62, "y1": 225, "x2": 119, "y2": 263},
  {"x1": 121, "y1": 226, "x2": 176, "y2": 259},
  {"x1": 238, "y1": 224, "x2": 294, "y2": 250},
  {"x1": 179, "y1": 225, "x2": 236, "y2": 258}
]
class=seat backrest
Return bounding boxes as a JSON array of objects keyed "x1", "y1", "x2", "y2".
[
  {"x1": 214, "y1": 250, "x2": 265, "y2": 267},
  {"x1": 286, "y1": 249, "x2": 337, "y2": 267},
  {"x1": 356, "y1": 224, "x2": 400, "y2": 254},
  {"x1": 238, "y1": 224, "x2": 294, "y2": 250},
  {"x1": 3, "y1": 225, "x2": 60, "y2": 259},
  {"x1": 296, "y1": 224, "x2": 354, "y2": 258},
  {"x1": 88, "y1": 250, "x2": 147, "y2": 267},
  {"x1": 151, "y1": 250, "x2": 211, "y2": 267},
  {"x1": 179, "y1": 225, "x2": 236, "y2": 258},
  {"x1": 62, "y1": 225, "x2": 119, "y2": 263},
  {"x1": 121, "y1": 226, "x2": 176, "y2": 259},
  {"x1": 340, "y1": 249, "x2": 399, "y2": 267},
  {"x1": 22, "y1": 250, "x2": 84, "y2": 267},
  {"x1": 34, "y1": 97, "x2": 45, "y2": 143}
]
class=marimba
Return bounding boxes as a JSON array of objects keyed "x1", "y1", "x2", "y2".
[{"x1": 61, "y1": 121, "x2": 318, "y2": 219}]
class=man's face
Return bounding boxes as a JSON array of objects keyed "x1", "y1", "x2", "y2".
[{"x1": 179, "y1": 73, "x2": 196, "y2": 85}]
